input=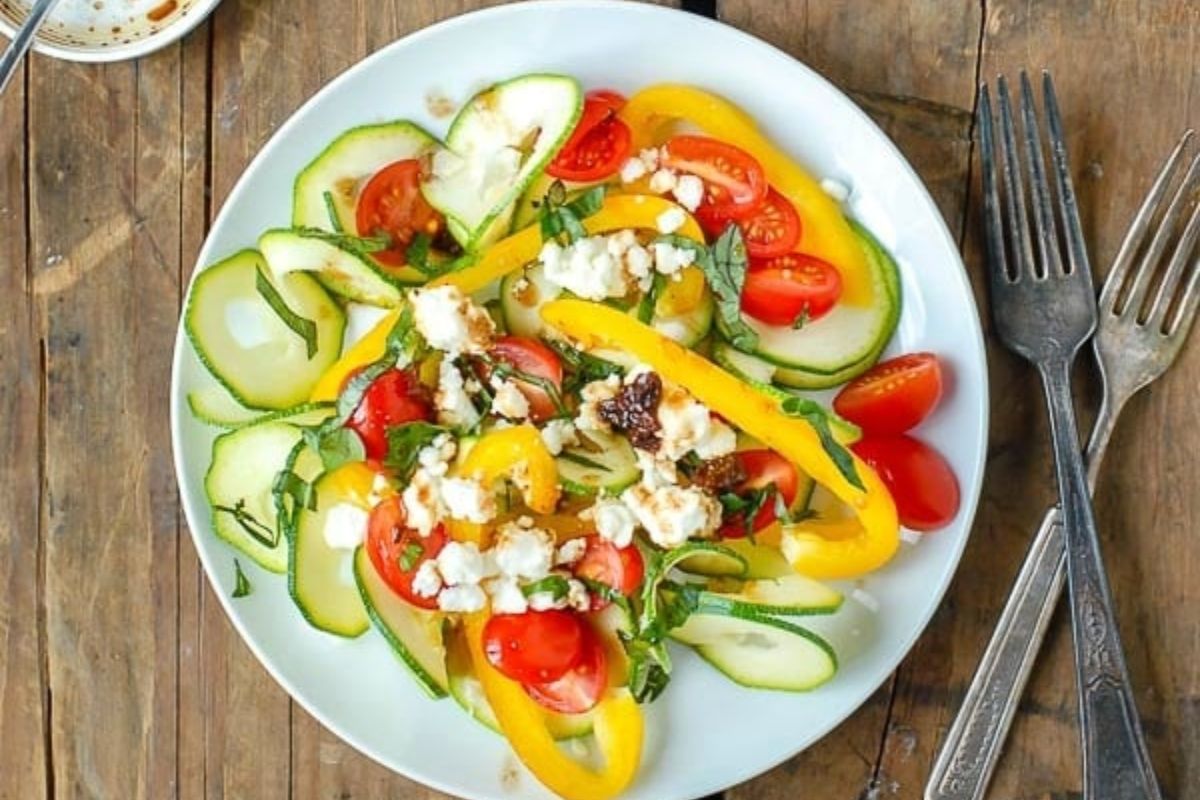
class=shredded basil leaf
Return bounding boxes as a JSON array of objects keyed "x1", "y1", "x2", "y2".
[
  {"x1": 544, "y1": 339, "x2": 625, "y2": 391},
  {"x1": 294, "y1": 226, "x2": 392, "y2": 258},
  {"x1": 398, "y1": 542, "x2": 424, "y2": 571},
  {"x1": 271, "y1": 440, "x2": 317, "y2": 541},
  {"x1": 232, "y1": 559, "x2": 252, "y2": 598},
  {"x1": 557, "y1": 450, "x2": 612, "y2": 472},
  {"x1": 254, "y1": 266, "x2": 319, "y2": 359},
  {"x1": 637, "y1": 274, "x2": 667, "y2": 324},
  {"x1": 304, "y1": 426, "x2": 366, "y2": 472},
  {"x1": 708, "y1": 226, "x2": 758, "y2": 351},
  {"x1": 537, "y1": 181, "x2": 606, "y2": 244},
  {"x1": 322, "y1": 191, "x2": 344, "y2": 233},
  {"x1": 383, "y1": 421, "x2": 449, "y2": 483},
  {"x1": 780, "y1": 396, "x2": 864, "y2": 491},
  {"x1": 483, "y1": 356, "x2": 570, "y2": 417},
  {"x1": 214, "y1": 500, "x2": 277, "y2": 549},
  {"x1": 791, "y1": 307, "x2": 811, "y2": 330},
  {"x1": 522, "y1": 575, "x2": 571, "y2": 600}
]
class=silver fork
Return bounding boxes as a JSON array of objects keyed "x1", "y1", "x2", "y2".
[
  {"x1": 972, "y1": 71, "x2": 1163, "y2": 800},
  {"x1": 928, "y1": 128, "x2": 1200, "y2": 800}
]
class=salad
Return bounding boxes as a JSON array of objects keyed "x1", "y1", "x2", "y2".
[{"x1": 183, "y1": 74, "x2": 961, "y2": 799}]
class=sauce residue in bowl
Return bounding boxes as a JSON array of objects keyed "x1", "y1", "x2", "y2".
[{"x1": 147, "y1": 0, "x2": 178, "y2": 23}]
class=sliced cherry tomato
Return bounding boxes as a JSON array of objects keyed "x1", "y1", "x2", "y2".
[
  {"x1": 366, "y1": 496, "x2": 447, "y2": 609},
  {"x1": 522, "y1": 626, "x2": 608, "y2": 714},
  {"x1": 485, "y1": 336, "x2": 565, "y2": 422},
  {"x1": 834, "y1": 353, "x2": 944, "y2": 435},
  {"x1": 483, "y1": 610, "x2": 587, "y2": 684},
  {"x1": 344, "y1": 366, "x2": 434, "y2": 461},
  {"x1": 586, "y1": 89, "x2": 627, "y2": 112},
  {"x1": 741, "y1": 254, "x2": 842, "y2": 326},
  {"x1": 851, "y1": 435, "x2": 960, "y2": 531},
  {"x1": 546, "y1": 95, "x2": 632, "y2": 182},
  {"x1": 355, "y1": 159, "x2": 443, "y2": 267},
  {"x1": 662, "y1": 135, "x2": 768, "y2": 212},
  {"x1": 573, "y1": 536, "x2": 644, "y2": 610},
  {"x1": 718, "y1": 449, "x2": 800, "y2": 539},
  {"x1": 698, "y1": 188, "x2": 802, "y2": 258}
]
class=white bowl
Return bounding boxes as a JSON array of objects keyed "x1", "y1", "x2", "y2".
[
  {"x1": 0, "y1": 0, "x2": 221, "y2": 63},
  {"x1": 170, "y1": 3, "x2": 989, "y2": 798}
]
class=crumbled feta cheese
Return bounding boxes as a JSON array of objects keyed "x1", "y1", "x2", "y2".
[
  {"x1": 656, "y1": 206, "x2": 687, "y2": 234},
  {"x1": 486, "y1": 576, "x2": 528, "y2": 614},
  {"x1": 652, "y1": 241, "x2": 696, "y2": 276},
  {"x1": 540, "y1": 236, "x2": 632, "y2": 301},
  {"x1": 437, "y1": 584, "x2": 487, "y2": 613},
  {"x1": 539, "y1": 419, "x2": 579, "y2": 456},
  {"x1": 619, "y1": 156, "x2": 648, "y2": 183},
  {"x1": 621, "y1": 483, "x2": 721, "y2": 549},
  {"x1": 900, "y1": 529, "x2": 923, "y2": 546},
  {"x1": 411, "y1": 561, "x2": 443, "y2": 598},
  {"x1": 365, "y1": 472, "x2": 393, "y2": 508},
  {"x1": 436, "y1": 359, "x2": 481, "y2": 429},
  {"x1": 417, "y1": 434, "x2": 457, "y2": 476},
  {"x1": 624, "y1": 243, "x2": 654, "y2": 290},
  {"x1": 820, "y1": 177, "x2": 851, "y2": 203},
  {"x1": 639, "y1": 147, "x2": 662, "y2": 172},
  {"x1": 528, "y1": 590, "x2": 567, "y2": 612},
  {"x1": 494, "y1": 520, "x2": 555, "y2": 580},
  {"x1": 656, "y1": 382, "x2": 734, "y2": 460},
  {"x1": 490, "y1": 378, "x2": 531, "y2": 420},
  {"x1": 410, "y1": 285, "x2": 495, "y2": 355},
  {"x1": 436, "y1": 541, "x2": 492, "y2": 585},
  {"x1": 401, "y1": 469, "x2": 442, "y2": 536},
  {"x1": 648, "y1": 168, "x2": 678, "y2": 194},
  {"x1": 672, "y1": 174, "x2": 704, "y2": 212},
  {"x1": 635, "y1": 447, "x2": 678, "y2": 488},
  {"x1": 440, "y1": 477, "x2": 497, "y2": 523},
  {"x1": 322, "y1": 503, "x2": 369, "y2": 550},
  {"x1": 606, "y1": 229, "x2": 638, "y2": 256},
  {"x1": 575, "y1": 374, "x2": 621, "y2": 433},
  {"x1": 555, "y1": 537, "x2": 588, "y2": 566},
  {"x1": 584, "y1": 497, "x2": 638, "y2": 548},
  {"x1": 566, "y1": 579, "x2": 591, "y2": 612}
]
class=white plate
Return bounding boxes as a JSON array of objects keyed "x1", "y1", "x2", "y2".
[
  {"x1": 0, "y1": 0, "x2": 222, "y2": 63},
  {"x1": 170, "y1": 3, "x2": 989, "y2": 798}
]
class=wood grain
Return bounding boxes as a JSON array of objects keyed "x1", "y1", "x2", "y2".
[{"x1": 0, "y1": 62, "x2": 48, "y2": 800}]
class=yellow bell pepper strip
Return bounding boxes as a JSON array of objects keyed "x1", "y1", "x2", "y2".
[
  {"x1": 464, "y1": 613, "x2": 644, "y2": 800},
  {"x1": 619, "y1": 84, "x2": 873, "y2": 307},
  {"x1": 430, "y1": 194, "x2": 704, "y2": 295},
  {"x1": 449, "y1": 425, "x2": 560, "y2": 545},
  {"x1": 540, "y1": 299, "x2": 898, "y2": 578},
  {"x1": 310, "y1": 309, "x2": 402, "y2": 402}
]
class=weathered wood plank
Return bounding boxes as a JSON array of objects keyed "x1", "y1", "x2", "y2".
[
  {"x1": 717, "y1": 2, "x2": 982, "y2": 798},
  {"x1": 29, "y1": 44, "x2": 185, "y2": 800},
  {"x1": 898, "y1": 4, "x2": 1200, "y2": 798},
  {"x1": 0, "y1": 62, "x2": 48, "y2": 800}
]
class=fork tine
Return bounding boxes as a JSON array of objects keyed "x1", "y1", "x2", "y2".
[
  {"x1": 1099, "y1": 129, "x2": 1196, "y2": 315},
  {"x1": 1020, "y1": 72, "x2": 1064, "y2": 277},
  {"x1": 1123, "y1": 147, "x2": 1200, "y2": 319},
  {"x1": 1151, "y1": 200, "x2": 1200, "y2": 335},
  {"x1": 1041, "y1": 71, "x2": 1090, "y2": 281},
  {"x1": 1168, "y1": 252, "x2": 1200, "y2": 337},
  {"x1": 978, "y1": 84, "x2": 1013, "y2": 288},
  {"x1": 997, "y1": 76, "x2": 1037, "y2": 281}
]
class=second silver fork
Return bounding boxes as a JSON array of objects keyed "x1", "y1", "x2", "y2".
[{"x1": 928, "y1": 128, "x2": 1200, "y2": 800}]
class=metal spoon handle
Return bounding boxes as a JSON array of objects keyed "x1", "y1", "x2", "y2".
[{"x1": 0, "y1": 0, "x2": 61, "y2": 96}]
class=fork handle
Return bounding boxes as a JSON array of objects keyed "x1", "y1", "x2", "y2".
[
  {"x1": 926, "y1": 394, "x2": 1125, "y2": 800},
  {"x1": 1041, "y1": 360, "x2": 1162, "y2": 800}
]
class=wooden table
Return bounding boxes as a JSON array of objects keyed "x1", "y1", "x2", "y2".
[{"x1": 1, "y1": 1, "x2": 1196, "y2": 798}]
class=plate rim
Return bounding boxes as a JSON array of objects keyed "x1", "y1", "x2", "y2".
[{"x1": 170, "y1": 2, "x2": 990, "y2": 797}]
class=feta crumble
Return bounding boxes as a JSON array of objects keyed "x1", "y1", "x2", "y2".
[
  {"x1": 493, "y1": 519, "x2": 555, "y2": 580},
  {"x1": 620, "y1": 482, "x2": 721, "y2": 549},
  {"x1": 410, "y1": 285, "x2": 495, "y2": 355},
  {"x1": 555, "y1": 537, "x2": 588, "y2": 566},
  {"x1": 672, "y1": 174, "x2": 704, "y2": 212},
  {"x1": 411, "y1": 561, "x2": 443, "y2": 598},
  {"x1": 652, "y1": 241, "x2": 696, "y2": 276},
  {"x1": 565, "y1": 578, "x2": 591, "y2": 612},
  {"x1": 583, "y1": 497, "x2": 638, "y2": 548},
  {"x1": 486, "y1": 575, "x2": 528, "y2": 614},
  {"x1": 656, "y1": 206, "x2": 687, "y2": 234},
  {"x1": 575, "y1": 374, "x2": 621, "y2": 433},
  {"x1": 539, "y1": 237, "x2": 632, "y2": 301},
  {"x1": 440, "y1": 476, "x2": 497, "y2": 523},
  {"x1": 648, "y1": 168, "x2": 678, "y2": 194},
  {"x1": 436, "y1": 541, "x2": 493, "y2": 585},
  {"x1": 540, "y1": 418, "x2": 579, "y2": 456},
  {"x1": 435, "y1": 359, "x2": 481, "y2": 429},
  {"x1": 437, "y1": 584, "x2": 488, "y2": 613},
  {"x1": 656, "y1": 382, "x2": 736, "y2": 460},
  {"x1": 490, "y1": 378, "x2": 531, "y2": 420},
  {"x1": 321, "y1": 503, "x2": 369, "y2": 550},
  {"x1": 401, "y1": 468, "x2": 442, "y2": 537},
  {"x1": 619, "y1": 156, "x2": 648, "y2": 183}
]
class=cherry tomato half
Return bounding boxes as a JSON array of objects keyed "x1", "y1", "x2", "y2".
[
  {"x1": 483, "y1": 610, "x2": 587, "y2": 684},
  {"x1": 834, "y1": 353, "x2": 944, "y2": 435},
  {"x1": 355, "y1": 159, "x2": 443, "y2": 267},
  {"x1": 851, "y1": 435, "x2": 960, "y2": 532},
  {"x1": 662, "y1": 135, "x2": 768, "y2": 212},
  {"x1": 741, "y1": 254, "x2": 842, "y2": 327},
  {"x1": 522, "y1": 626, "x2": 609, "y2": 714},
  {"x1": 718, "y1": 450, "x2": 800, "y2": 538},
  {"x1": 366, "y1": 496, "x2": 447, "y2": 609},
  {"x1": 485, "y1": 336, "x2": 565, "y2": 422},
  {"x1": 546, "y1": 94, "x2": 632, "y2": 182},
  {"x1": 344, "y1": 367, "x2": 434, "y2": 461},
  {"x1": 573, "y1": 536, "x2": 644, "y2": 610}
]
